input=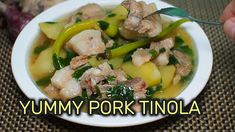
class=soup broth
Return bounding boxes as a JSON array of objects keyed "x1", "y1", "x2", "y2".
[{"x1": 29, "y1": 1, "x2": 196, "y2": 100}]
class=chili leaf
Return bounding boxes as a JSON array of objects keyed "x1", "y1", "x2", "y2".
[
  {"x1": 168, "y1": 54, "x2": 179, "y2": 65},
  {"x1": 149, "y1": 50, "x2": 158, "y2": 58},
  {"x1": 146, "y1": 83, "x2": 162, "y2": 98},
  {"x1": 72, "y1": 65, "x2": 92, "y2": 79},
  {"x1": 107, "y1": 83, "x2": 134, "y2": 100},
  {"x1": 108, "y1": 13, "x2": 116, "y2": 17},
  {"x1": 174, "y1": 36, "x2": 193, "y2": 56},
  {"x1": 123, "y1": 50, "x2": 135, "y2": 62},
  {"x1": 36, "y1": 75, "x2": 53, "y2": 86},
  {"x1": 159, "y1": 48, "x2": 166, "y2": 53},
  {"x1": 98, "y1": 20, "x2": 110, "y2": 31},
  {"x1": 34, "y1": 40, "x2": 50, "y2": 54},
  {"x1": 53, "y1": 51, "x2": 77, "y2": 70}
]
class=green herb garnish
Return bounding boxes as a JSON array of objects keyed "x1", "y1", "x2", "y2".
[
  {"x1": 75, "y1": 17, "x2": 82, "y2": 23},
  {"x1": 36, "y1": 75, "x2": 53, "y2": 86},
  {"x1": 168, "y1": 54, "x2": 179, "y2": 65},
  {"x1": 159, "y1": 48, "x2": 166, "y2": 53},
  {"x1": 98, "y1": 20, "x2": 110, "y2": 31},
  {"x1": 106, "y1": 76, "x2": 116, "y2": 83},
  {"x1": 107, "y1": 83, "x2": 134, "y2": 100},
  {"x1": 34, "y1": 40, "x2": 50, "y2": 54},
  {"x1": 174, "y1": 36, "x2": 193, "y2": 56},
  {"x1": 123, "y1": 50, "x2": 135, "y2": 62},
  {"x1": 45, "y1": 22, "x2": 57, "y2": 24},
  {"x1": 149, "y1": 49, "x2": 158, "y2": 58},
  {"x1": 72, "y1": 65, "x2": 92, "y2": 79},
  {"x1": 108, "y1": 13, "x2": 116, "y2": 17},
  {"x1": 53, "y1": 51, "x2": 77, "y2": 70},
  {"x1": 146, "y1": 83, "x2": 162, "y2": 98}
]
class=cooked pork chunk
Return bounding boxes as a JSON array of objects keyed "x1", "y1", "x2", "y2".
[
  {"x1": 150, "y1": 38, "x2": 175, "y2": 52},
  {"x1": 132, "y1": 48, "x2": 151, "y2": 66},
  {"x1": 152, "y1": 52, "x2": 170, "y2": 66},
  {"x1": 67, "y1": 3, "x2": 106, "y2": 26},
  {"x1": 20, "y1": 0, "x2": 64, "y2": 16},
  {"x1": 78, "y1": 4, "x2": 106, "y2": 20},
  {"x1": 173, "y1": 50, "x2": 193, "y2": 84},
  {"x1": 44, "y1": 84, "x2": 60, "y2": 99},
  {"x1": 80, "y1": 62, "x2": 114, "y2": 94},
  {"x1": 59, "y1": 78, "x2": 82, "y2": 99},
  {"x1": 123, "y1": 0, "x2": 143, "y2": 30},
  {"x1": 122, "y1": 0, "x2": 162, "y2": 37},
  {"x1": 114, "y1": 70, "x2": 127, "y2": 82},
  {"x1": 68, "y1": 29, "x2": 106, "y2": 56},
  {"x1": 50, "y1": 66, "x2": 82, "y2": 99},
  {"x1": 70, "y1": 55, "x2": 88, "y2": 70},
  {"x1": 51, "y1": 66, "x2": 74, "y2": 89},
  {"x1": 173, "y1": 50, "x2": 192, "y2": 76},
  {"x1": 150, "y1": 38, "x2": 175, "y2": 66},
  {"x1": 124, "y1": 77, "x2": 148, "y2": 99}
]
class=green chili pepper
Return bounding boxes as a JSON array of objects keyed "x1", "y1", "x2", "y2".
[
  {"x1": 52, "y1": 20, "x2": 97, "y2": 69},
  {"x1": 110, "y1": 18, "x2": 190, "y2": 58}
]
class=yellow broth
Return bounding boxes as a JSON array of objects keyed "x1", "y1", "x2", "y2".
[{"x1": 28, "y1": 15, "x2": 196, "y2": 100}]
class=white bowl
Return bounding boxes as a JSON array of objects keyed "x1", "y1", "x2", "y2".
[{"x1": 11, "y1": 0, "x2": 213, "y2": 127}]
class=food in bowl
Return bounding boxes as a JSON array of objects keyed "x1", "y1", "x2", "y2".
[{"x1": 29, "y1": 0, "x2": 196, "y2": 101}]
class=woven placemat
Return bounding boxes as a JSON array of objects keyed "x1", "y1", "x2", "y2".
[{"x1": 0, "y1": 0, "x2": 234, "y2": 131}]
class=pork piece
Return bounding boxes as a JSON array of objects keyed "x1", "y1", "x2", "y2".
[
  {"x1": 97, "y1": 84, "x2": 114, "y2": 94},
  {"x1": 122, "y1": 0, "x2": 162, "y2": 37},
  {"x1": 150, "y1": 38, "x2": 175, "y2": 52},
  {"x1": 138, "y1": 2, "x2": 162, "y2": 37},
  {"x1": 44, "y1": 84, "x2": 60, "y2": 99},
  {"x1": 98, "y1": 62, "x2": 115, "y2": 77},
  {"x1": 68, "y1": 29, "x2": 106, "y2": 56},
  {"x1": 67, "y1": 4, "x2": 106, "y2": 26},
  {"x1": 80, "y1": 62, "x2": 115, "y2": 95},
  {"x1": 70, "y1": 55, "x2": 88, "y2": 70},
  {"x1": 77, "y1": 4, "x2": 106, "y2": 20},
  {"x1": 173, "y1": 50, "x2": 193, "y2": 84},
  {"x1": 51, "y1": 66, "x2": 74, "y2": 89},
  {"x1": 20, "y1": 0, "x2": 64, "y2": 16},
  {"x1": 131, "y1": 48, "x2": 152, "y2": 66},
  {"x1": 150, "y1": 38, "x2": 175, "y2": 66},
  {"x1": 59, "y1": 78, "x2": 82, "y2": 99},
  {"x1": 124, "y1": 77, "x2": 148, "y2": 99},
  {"x1": 114, "y1": 70, "x2": 127, "y2": 82},
  {"x1": 152, "y1": 52, "x2": 170, "y2": 66},
  {"x1": 123, "y1": 0, "x2": 143, "y2": 30}
]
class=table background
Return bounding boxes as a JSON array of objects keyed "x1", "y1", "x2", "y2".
[{"x1": 0, "y1": 0, "x2": 234, "y2": 131}]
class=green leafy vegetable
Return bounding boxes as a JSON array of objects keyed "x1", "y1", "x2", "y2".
[
  {"x1": 108, "y1": 13, "x2": 116, "y2": 17},
  {"x1": 98, "y1": 20, "x2": 110, "y2": 30},
  {"x1": 156, "y1": 7, "x2": 221, "y2": 25},
  {"x1": 36, "y1": 75, "x2": 53, "y2": 86},
  {"x1": 72, "y1": 65, "x2": 92, "y2": 79},
  {"x1": 159, "y1": 48, "x2": 166, "y2": 53},
  {"x1": 123, "y1": 50, "x2": 135, "y2": 62},
  {"x1": 34, "y1": 40, "x2": 50, "y2": 54},
  {"x1": 107, "y1": 83, "x2": 134, "y2": 100},
  {"x1": 75, "y1": 17, "x2": 82, "y2": 23},
  {"x1": 146, "y1": 83, "x2": 162, "y2": 98},
  {"x1": 168, "y1": 54, "x2": 179, "y2": 65},
  {"x1": 174, "y1": 36, "x2": 193, "y2": 56},
  {"x1": 45, "y1": 22, "x2": 57, "y2": 24},
  {"x1": 106, "y1": 76, "x2": 116, "y2": 83},
  {"x1": 157, "y1": 7, "x2": 189, "y2": 18},
  {"x1": 149, "y1": 50, "x2": 158, "y2": 58},
  {"x1": 82, "y1": 89, "x2": 88, "y2": 99},
  {"x1": 53, "y1": 51, "x2": 77, "y2": 70}
]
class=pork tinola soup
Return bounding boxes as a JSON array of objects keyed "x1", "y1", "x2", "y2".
[{"x1": 29, "y1": 0, "x2": 196, "y2": 101}]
